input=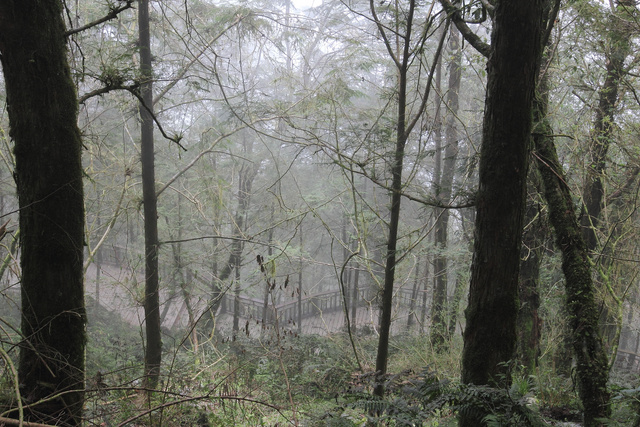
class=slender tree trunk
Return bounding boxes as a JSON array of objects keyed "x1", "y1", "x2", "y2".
[
  {"x1": 580, "y1": 1, "x2": 633, "y2": 351},
  {"x1": 431, "y1": 24, "x2": 461, "y2": 349},
  {"x1": 517, "y1": 174, "x2": 544, "y2": 374},
  {"x1": 298, "y1": 222, "x2": 303, "y2": 333},
  {"x1": 139, "y1": 0, "x2": 162, "y2": 390},
  {"x1": 0, "y1": 1, "x2": 86, "y2": 423},
  {"x1": 262, "y1": 208, "x2": 275, "y2": 330},
  {"x1": 373, "y1": 8, "x2": 411, "y2": 398},
  {"x1": 350, "y1": 254, "x2": 359, "y2": 331},
  {"x1": 228, "y1": 162, "x2": 257, "y2": 332},
  {"x1": 342, "y1": 216, "x2": 351, "y2": 330},
  {"x1": 460, "y1": 4, "x2": 543, "y2": 426},
  {"x1": 580, "y1": 0, "x2": 631, "y2": 252},
  {"x1": 447, "y1": 268, "x2": 465, "y2": 337},
  {"x1": 420, "y1": 254, "x2": 430, "y2": 334},
  {"x1": 369, "y1": 0, "x2": 446, "y2": 397},
  {"x1": 233, "y1": 258, "x2": 241, "y2": 333},
  {"x1": 430, "y1": 17, "x2": 444, "y2": 338},
  {"x1": 95, "y1": 237, "x2": 102, "y2": 308},
  {"x1": 407, "y1": 262, "x2": 420, "y2": 329}
]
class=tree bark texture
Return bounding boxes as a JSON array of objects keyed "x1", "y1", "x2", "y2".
[
  {"x1": 460, "y1": 0, "x2": 543, "y2": 401},
  {"x1": 139, "y1": 0, "x2": 162, "y2": 389},
  {"x1": 580, "y1": 0, "x2": 632, "y2": 252},
  {"x1": 580, "y1": 1, "x2": 634, "y2": 353},
  {"x1": 0, "y1": 1, "x2": 86, "y2": 424},
  {"x1": 533, "y1": 83, "x2": 611, "y2": 427}
]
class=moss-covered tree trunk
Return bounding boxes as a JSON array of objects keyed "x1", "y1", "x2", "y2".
[
  {"x1": 460, "y1": 2, "x2": 543, "y2": 425},
  {"x1": 580, "y1": 0, "x2": 632, "y2": 252},
  {"x1": 533, "y1": 89, "x2": 611, "y2": 427},
  {"x1": 0, "y1": 1, "x2": 85, "y2": 424},
  {"x1": 580, "y1": 0, "x2": 634, "y2": 352}
]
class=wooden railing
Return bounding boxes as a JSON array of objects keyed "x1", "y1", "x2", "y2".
[{"x1": 217, "y1": 286, "x2": 421, "y2": 326}]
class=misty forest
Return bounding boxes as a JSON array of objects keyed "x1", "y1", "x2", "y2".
[{"x1": 1, "y1": 0, "x2": 640, "y2": 426}]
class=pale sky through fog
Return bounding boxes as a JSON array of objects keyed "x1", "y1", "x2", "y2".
[{"x1": 292, "y1": 0, "x2": 320, "y2": 10}]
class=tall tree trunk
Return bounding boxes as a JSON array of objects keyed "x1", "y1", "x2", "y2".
[
  {"x1": 580, "y1": 0, "x2": 631, "y2": 252},
  {"x1": 431, "y1": 24, "x2": 461, "y2": 349},
  {"x1": 228, "y1": 162, "x2": 257, "y2": 333},
  {"x1": 262, "y1": 206, "x2": 275, "y2": 330},
  {"x1": 580, "y1": 0, "x2": 633, "y2": 351},
  {"x1": 533, "y1": 21, "x2": 611, "y2": 417},
  {"x1": 517, "y1": 174, "x2": 544, "y2": 374},
  {"x1": 139, "y1": 0, "x2": 162, "y2": 390},
  {"x1": 371, "y1": 0, "x2": 447, "y2": 397},
  {"x1": 298, "y1": 222, "x2": 304, "y2": 333},
  {"x1": 460, "y1": 4, "x2": 543, "y2": 425},
  {"x1": 372, "y1": 1, "x2": 412, "y2": 397},
  {"x1": 0, "y1": 1, "x2": 86, "y2": 424}
]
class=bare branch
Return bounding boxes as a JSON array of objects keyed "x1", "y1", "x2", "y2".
[
  {"x1": 153, "y1": 13, "x2": 246, "y2": 105},
  {"x1": 0, "y1": 416, "x2": 57, "y2": 427},
  {"x1": 479, "y1": 0, "x2": 495, "y2": 17},
  {"x1": 405, "y1": 17, "x2": 450, "y2": 136},
  {"x1": 64, "y1": 1, "x2": 134, "y2": 37},
  {"x1": 439, "y1": 0, "x2": 491, "y2": 58},
  {"x1": 128, "y1": 86, "x2": 187, "y2": 150},
  {"x1": 369, "y1": 0, "x2": 401, "y2": 68},
  {"x1": 78, "y1": 82, "x2": 139, "y2": 104}
]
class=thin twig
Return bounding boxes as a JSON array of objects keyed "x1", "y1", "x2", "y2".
[{"x1": 65, "y1": 1, "x2": 135, "y2": 37}]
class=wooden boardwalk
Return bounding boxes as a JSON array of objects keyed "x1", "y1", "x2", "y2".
[{"x1": 84, "y1": 262, "x2": 426, "y2": 337}]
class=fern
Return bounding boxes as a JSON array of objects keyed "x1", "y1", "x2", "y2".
[{"x1": 328, "y1": 367, "x2": 545, "y2": 426}]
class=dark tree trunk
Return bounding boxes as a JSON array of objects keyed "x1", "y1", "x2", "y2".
[
  {"x1": 371, "y1": 0, "x2": 447, "y2": 397},
  {"x1": 139, "y1": 0, "x2": 162, "y2": 390},
  {"x1": 580, "y1": 1, "x2": 633, "y2": 352},
  {"x1": 298, "y1": 223, "x2": 303, "y2": 333},
  {"x1": 373, "y1": 13, "x2": 411, "y2": 398},
  {"x1": 460, "y1": 3, "x2": 543, "y2": 422},
  {"x1": 580, "y1": 0, "x2": 631, "y2": 252},
  {"x1": 342, "y1": 216, "x2": 351, "y2": 330},
  {"x1": 0, "y1": 1, "x2": 86, "y2": 424},
  {"x1": 534, "y1": 91, "x2": 612, "y2": 427}
]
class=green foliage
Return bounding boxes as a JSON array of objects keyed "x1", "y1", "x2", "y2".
[
  {"x1": 330, "y1": 367, "x2": 545, "y2": 427},
  {"x1": 85, "y1": 296, "x2": 144, "y2": 377},
  {"x1": 607, "y1": 379, "x2": 640, "y2": 426}
]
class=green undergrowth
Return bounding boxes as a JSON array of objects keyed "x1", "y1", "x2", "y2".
[{"x1": 3, "y1": 300, "x2": 640, "y2": 426}]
